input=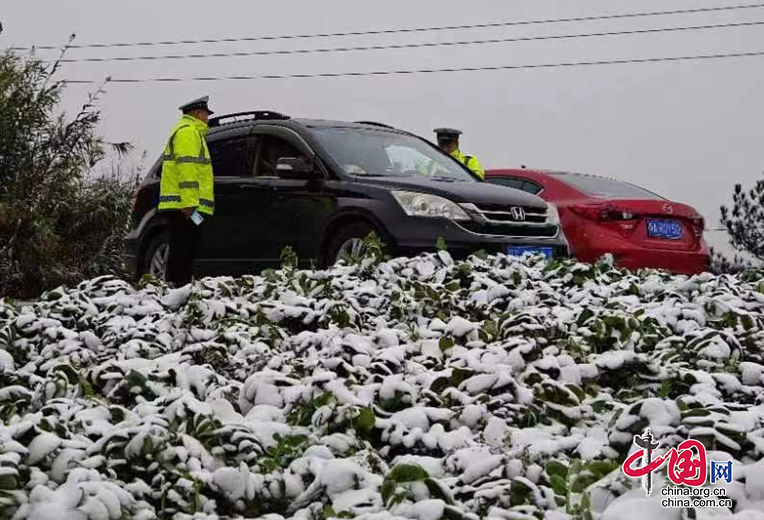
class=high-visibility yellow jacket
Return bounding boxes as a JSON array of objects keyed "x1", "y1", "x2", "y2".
[
  {"x1": 451, "y1": 149, "x2": 485, "y2": 180},
  {"x1": 158, "y1": 114, "x2": 215, "y2": 215}
]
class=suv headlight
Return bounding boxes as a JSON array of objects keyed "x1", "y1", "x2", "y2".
[
  {"x1": 546, "y1": 203, "x2": 560, "y2": 225},
  {"x1": 392, "y1": 191, "x2": 471, "y2": 221}
]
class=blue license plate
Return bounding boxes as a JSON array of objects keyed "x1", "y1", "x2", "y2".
[
  {"x1": 506, "y1": 246, "x2": 554, "y2": 259},
  {"x1": 647, "y1": 219, "x2": 683, "y2": 240}
]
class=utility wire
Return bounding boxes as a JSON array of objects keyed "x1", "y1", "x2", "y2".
[
  {"x1": 65, "y1": 50, "x2": 764, "y2": 84},
  {"x1": 53, "y1": 20, "x2": 764, "y2": 64},
  {"x1": 12, "y1": 2, "x2": 764, "y2": 51}
]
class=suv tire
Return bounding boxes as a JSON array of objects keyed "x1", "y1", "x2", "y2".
[
  {"x1": 142, "y1": 230, "x2": 170, "y2": 281},
  {"x1": 324, "y1": 222, "x2": 380, "y2": 266}
]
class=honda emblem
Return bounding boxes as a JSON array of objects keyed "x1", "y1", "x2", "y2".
[{"x1": 510, "y1": 207, "x2": 526, "y2": 221}]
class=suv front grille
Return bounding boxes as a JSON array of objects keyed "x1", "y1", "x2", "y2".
[
  {"x1": 471, "y1": 203, "x2": 547, "y2": 224},
  {"x1": 459, "y1": 222, "x2": 559, "y2": 237},
  {"x1": 459, "y1": 202, "x2": 558, "y2": 238}
]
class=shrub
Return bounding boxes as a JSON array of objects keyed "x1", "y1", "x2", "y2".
[
  {"x1": 718, "y1": 175, "x2": 764, "y2": 273},
  {"x1": 0, "y1": 36, "x2": 135, "y2": 299}
]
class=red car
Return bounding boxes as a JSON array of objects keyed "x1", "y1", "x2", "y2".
[{"x1": 485, "y1": 168, "x2": 711, "y2": 275}]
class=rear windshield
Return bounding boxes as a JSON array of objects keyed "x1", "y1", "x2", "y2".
[{"x1": 553, "y1": 173, "x2": 664, "y2": 200}]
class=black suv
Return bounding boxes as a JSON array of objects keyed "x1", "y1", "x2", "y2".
[{"x1": 124, "y1": 111, "x2": 569, "y2": 279}]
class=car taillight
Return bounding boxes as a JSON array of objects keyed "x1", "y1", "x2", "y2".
[
  {"x1": 569, "y1": 203, "x2": 641, "y2": 235},
  {"x1": 569, "y1": 203, "x2": 605, "y2": 221},
  {"x1": 690, "y1": 216, "x2": 705, "y2": 237},
  {"x1": 569, "y1": 203, "x2": 640, "y2": 222}
]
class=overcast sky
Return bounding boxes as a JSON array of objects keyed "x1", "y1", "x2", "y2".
[{"x1": 4, "y1": 0, "x2": 763, "y2": 251}]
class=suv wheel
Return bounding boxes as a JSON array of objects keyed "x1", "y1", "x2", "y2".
[
  {"x1": 143, "y1": 231, "x2": 170, "y2": 281},
  {"x1": 325, "y1": 222, "x2": 378, "y2": 266}
]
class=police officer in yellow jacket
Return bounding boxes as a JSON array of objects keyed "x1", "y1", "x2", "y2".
[
  {"x1": 434, "y1": 127, "x2": 485, "y2": 180},
  {"x1": 158, "y1": 96, "x2": 215, "y2": 287}
]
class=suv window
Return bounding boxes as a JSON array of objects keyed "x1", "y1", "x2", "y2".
[
  {"x1": 385, "y1": 146, "x2": 451, "y2": 177},
  {"x1": 209, "y1": 136, "x2": 256, "y2": 177},
  {"x1": 257, "y1": 135, "x2": 306, "y2": 177},
  {"x1": 312, "y1": 127, "x2": 476, "y2": 181}
]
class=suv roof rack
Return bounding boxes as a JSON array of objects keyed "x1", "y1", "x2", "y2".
[
  {"x1": 209, "y1": 111, "x2": 290, "y2": 127},
  {"x1": 354, "y1": 120, "x2": 394, "y2": 129}
]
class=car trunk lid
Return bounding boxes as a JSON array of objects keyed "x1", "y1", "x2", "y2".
[{"x1": 566, "y1": 199, "x2": 704, "y2": 251}]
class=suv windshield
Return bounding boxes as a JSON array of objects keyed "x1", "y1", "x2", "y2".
[
  {"x1": 552, "y1": 172, "x2": 664, "y2": 200},
  {"x1": 312, "y1": 127, "x2": 477, "y2": 181}
]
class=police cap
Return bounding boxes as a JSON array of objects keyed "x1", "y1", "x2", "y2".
[
  {"x1": 434, "y1": 127, "x2": 462, "y2": 142},
  {"x1": 179, "y1": 95, "x2": 214, "y2": 115}
]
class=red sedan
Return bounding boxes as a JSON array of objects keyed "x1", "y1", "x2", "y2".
[{"x1": 485, "y1": 168, "x2": 711, "y2": 275}]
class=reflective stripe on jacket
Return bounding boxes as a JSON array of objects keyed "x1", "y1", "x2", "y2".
[
  {"x1": 451, "y1": 149, "x2": 485, "y2": 180},
  {"x1": 158, "y1": 114, "x2": 215, "y2": 215}
]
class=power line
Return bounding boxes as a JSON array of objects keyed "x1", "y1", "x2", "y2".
[
  {"x1": 65, "y1": 50, "x2": 764, "y2": 84},
  {"x1": 13, "y1": 2, "x2": 764, "y2": 51},
  {"x1": 53, "y1": 20, "x2": 764, "y2": 64}
]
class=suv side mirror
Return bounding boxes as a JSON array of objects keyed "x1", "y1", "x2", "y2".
[{"x1": 276, "y1": 156, "x2": 314, "y2": 178}]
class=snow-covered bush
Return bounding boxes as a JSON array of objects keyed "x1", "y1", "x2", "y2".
[
  {"x1": 0, "y1": 45, "x2": 136, "y2": 300},
  {"x1": 1, "y1": 252, "x2": 763, "y2": 519}
]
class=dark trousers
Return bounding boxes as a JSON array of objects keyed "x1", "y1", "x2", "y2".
[{"x1": 167, "y1": 211, "x2": 202, "y2": 287}]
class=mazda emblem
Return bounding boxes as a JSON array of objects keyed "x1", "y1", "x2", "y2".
[
  {"x1": 663, "y1": 204, "x2": 674, "y2": 214},
  {"x1": 511, "y1": 207, "x2": 526, "y2": 221}
]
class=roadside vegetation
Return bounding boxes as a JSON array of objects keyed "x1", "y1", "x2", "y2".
[
  {"x1": 714, "y1": 176, "x2": 764, "y2": 274},
  {"x1": 0, "y1": 35, "x2": 138, "y2": 300},
  {"x1": 1, "y1": 246, "x2": 763, "y2": 519}
]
